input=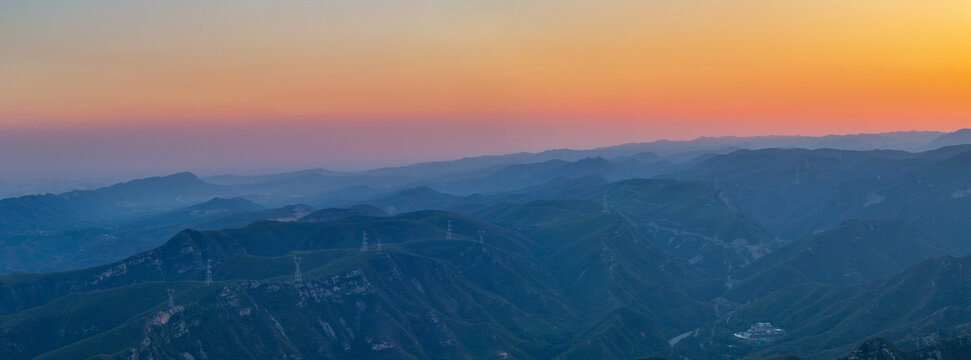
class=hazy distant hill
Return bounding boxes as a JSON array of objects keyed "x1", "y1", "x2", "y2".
[
  {"x1": 0, "y1": 197, "x2": 317, "y2": 273},
  {"x1": 362, "y1": 186, "x2": 463, "y2": 214},
  {"x1": 3, "y1": 129, "x2": 968, "y2": 202},
  {"x1": 433, "y1": 156, "x2": 675, "y2": 195},
  {"x1": 196, "y1": 129, "x2": 971, "y2": 204},
  {"x1": 0, "y1": 172, "x2": 226, "y2": 234},
  {"x1": 7, "y1": 130, "x2": 961, "y2": 232},
  {"x1": 358, "y1": 129, "x2": 959, "y2": 180},
  {"x1": 669, "y1": 145, "x2": 971, "y2": 241},
  {"x1": 298, "y1": 204, "x2": 388, "y2": 222},
  {"x1": 0, "y1": 173, "x2": 241, "y2": 272},
  {"x1": 926, "y1": 128, "x2": 971, "y2": 150},
  {"x1": 204, "y1": 168, "x2": 339, "y2": 185}
]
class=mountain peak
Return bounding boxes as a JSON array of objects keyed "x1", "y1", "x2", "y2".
[
  {"x1": 573, "y1": 157, "x2": 610, "y2": 165},
  {"x1": 927, "y1": 128, "x2": 971, "y2": 149},
  {"x1": 167, "y1": 171, "x2": 200, "y2": 179},
  {"x1": 190, "y1": 197, "x2": 263, "y2": 211},
  {"x1": 108, "y1": 171, "x2": 206, "y2": 189}
]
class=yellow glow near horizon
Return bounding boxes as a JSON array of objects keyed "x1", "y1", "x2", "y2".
[{"x1": 1, "y1": 1, "x2": 969, "y2": 134}]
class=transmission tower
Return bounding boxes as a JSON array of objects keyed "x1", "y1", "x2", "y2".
[
  {"x1": 204, "y1": 259, "x2": 213, "y2": 286},
  {"x1": 478, "y1": 230, "x2": 485, "y2": 244},
  {"x1": 602, "y1": 193, "x2": 610, "y2": 214},
  {"x1": 446, "y1": 220, "x2": 453, "y2": 240},
  {"x1": 361, "y1": 231, "x2": 369, "y2": 252},
  {"x1": 167, "y1": 288, "x2": 175, "y2": 309},
  {"x1": 293, "y1": 255, "x2": 303, "y2": 283}
]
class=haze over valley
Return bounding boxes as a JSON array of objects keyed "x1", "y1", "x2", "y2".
[{"x1": 0, "y1": 129, "x2": 969, "y2": 359}]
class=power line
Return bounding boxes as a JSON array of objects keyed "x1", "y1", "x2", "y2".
[
  {"x1": 795, "y1": 164, "x2": 801, "y2": 185},
  {"x1": 293, "y1": 255, "x2": 303, "y2": 283},
  {"x1": 204, "y1": 259, "x2": 213, "y2": 286}
]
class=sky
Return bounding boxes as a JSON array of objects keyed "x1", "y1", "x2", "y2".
[{"x1": 1, "y1": 1, "x2": 970, "y2": 181}]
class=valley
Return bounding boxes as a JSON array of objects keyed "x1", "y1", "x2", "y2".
[{"x1": 0, "y1": 131, "x2": 969, "y2": 359}]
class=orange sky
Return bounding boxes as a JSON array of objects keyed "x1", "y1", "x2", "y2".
[{"x1": 1, "y1": 0, "x2": 969, "y2": 137}]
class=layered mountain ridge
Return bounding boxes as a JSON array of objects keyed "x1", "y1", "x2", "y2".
[{"x1": 0, "y1": 130, "x2": 969, "y2": 359}]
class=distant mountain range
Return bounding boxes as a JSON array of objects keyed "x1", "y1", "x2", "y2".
[
  {"x1": 198, "y1": 128, "x2": 967, "y2": 198},
  {"x1": 1, "y1": 142, "x2": 969, "y2": 273},
  {"x1": 0, "y1": 129, "x2": 969, "y2": 359},
  {"x1": 2, "y1": 128, "x2": 965, "y2": 200}
]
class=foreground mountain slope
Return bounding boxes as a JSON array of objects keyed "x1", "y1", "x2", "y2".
[
  {"x1": 4, "y1": 250, "x2": 560, "y2": 360},
  {"x1": 0, "y1": 205, "x2": 722, "y2": 359},
  {"x1": 0, "y1": 210, "x2": 532, "y2": 315},
  {"x1": 835, "y1": 334, "x2": 971, "y2": 360},
  {"x1": 726, "y1": 219, "x2": 953, "y2": 301},
  {"x1": 0, "y1": 215, "x2": 565, "y2": 359},
  {"x1": 680, "y1": 255, "x2": 971, "y2": 359},
  {"x1": 472, "y1": 178, "x2": 774, "y2": 277}
]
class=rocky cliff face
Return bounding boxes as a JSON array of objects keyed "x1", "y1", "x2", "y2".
[{"x1": 837, "y1": 334, "x2": 971, "y2": 360}]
